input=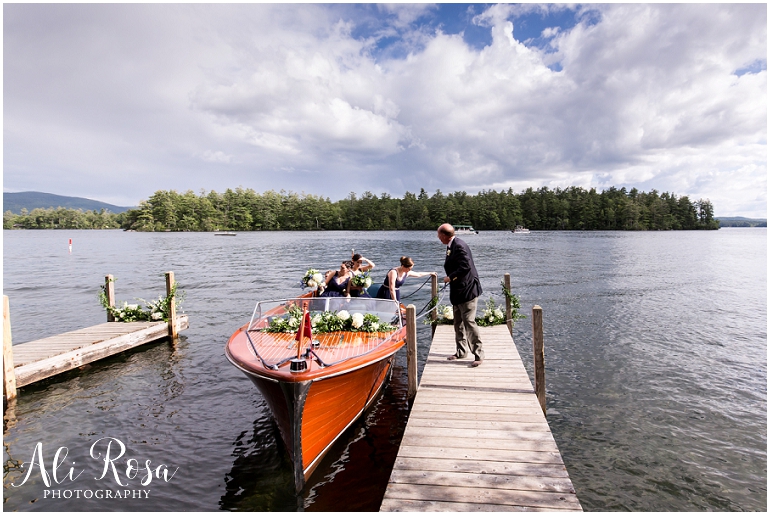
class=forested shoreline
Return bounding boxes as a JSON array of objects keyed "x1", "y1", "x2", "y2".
[{"x1": 4, "y1": 186, "x2": 720, "y2": 231}]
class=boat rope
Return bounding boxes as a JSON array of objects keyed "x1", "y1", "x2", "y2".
[
  {"x1": 414, "y1": 283, "x2": 449, "y2": 320},
  {"x1": 244, "y1": 329, "x2": 281, "y2": 370},
  {"x1": 399, "y1": 276, "x2": 434, "y2": 299}
]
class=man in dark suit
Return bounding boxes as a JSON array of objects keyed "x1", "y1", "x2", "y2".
[{"x1": 437, "y1": 223, "x2": 484, "y2": 367}]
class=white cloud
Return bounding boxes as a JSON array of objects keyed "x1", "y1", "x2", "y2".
[
  {"x1": 3, "y1": 3, "x2": 766, "y2": 216},
  {"x1": 199, "y1": 150, "x2": 233, "y2": 164}
]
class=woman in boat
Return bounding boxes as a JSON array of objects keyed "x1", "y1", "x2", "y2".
[
  {"x1": 375, "y1": 256, "x2": 436, "y2": 302},
  {"x1": 320, "y1": 262, "x2": 352, "y2": 297},
  {"x1": 349, "y1": 253, "x2": 376, "y2": 297}
]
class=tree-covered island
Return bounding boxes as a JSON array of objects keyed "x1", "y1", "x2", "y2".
[{"x1": 3, "y1": 186, "x2": 720, "y2": 231}]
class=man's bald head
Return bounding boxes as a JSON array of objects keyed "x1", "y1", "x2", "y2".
[{"x1": 437, "y1": 223, "x2": 455, "y2": 244}]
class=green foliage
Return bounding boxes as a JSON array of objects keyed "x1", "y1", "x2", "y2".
[
  {"x1": 263, "y1": 305, "x2": 395, "y2": 334},
  {"x1": 475, "y1": 297, "x2": 507, "y2": 327},
  {"x1": 3, "y1": 186, "x2": 720, "y2": 232},
  {"x1": 501, "y1": 281, "x2": 526, "y2": 327},
  {"x1": 4, "y1": 207, "x2": 124, "y2": 230},
  {"x1": 428, "y1": 283, "x2": 526, "y2": 328},
  {"x1": 98, "y1": 277, "x2": 185, "y2": 322},
  {"x1": 427, "y1": 304, "x2": 454, "y2": 325}
]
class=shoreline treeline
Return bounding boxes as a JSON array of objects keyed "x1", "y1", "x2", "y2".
[
  {"x1": 4, "y1": 186, "x2": 720, "y2": 231},
  {"x1": 3, "y1": 207, "x2": 124, "y2": 230}
]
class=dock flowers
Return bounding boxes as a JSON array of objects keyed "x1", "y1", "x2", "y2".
[
  {"x1": 99, "y1": 278, "x2": 185, "y2": 322},
  {"x1": 475, "y1": 297, "x2": 506, "y2": 327},
  {"x1": 427, "y1": 304, "x2": 454, "y2": 325}
]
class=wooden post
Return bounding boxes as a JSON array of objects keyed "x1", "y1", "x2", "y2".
[
  {"x1": 532, "y1": 305, "x2": 546, "y2": 415},
  {"x1": 406, "y1": 304, "x2": 417, "y2": 400},
  {"x1": 3, "y1": 296, "x2": 17, "y2": 401},
  {"x1": 105, "y1": 274, "x2": 116, "y2": 322},
  {"x1": 430, "y1": 274, "x2": 438, "y2": 335},
  {"x1": 165, "y1": 272, "x2": 178, "y2": 340},
  {"x1": 504, "y1": 273, "x2": 513, "y2": 336}
]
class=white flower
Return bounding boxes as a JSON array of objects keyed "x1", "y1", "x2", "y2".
[
  {"x1": 312, "y1": 314, "x2": 322, "y2": 325},
  {"x1": 370, "y1": 322, "x2": 379, "y2": 331},
  {"x1": 488, "y1": 315, "x2": 494, "y2": 322},
  {"x1": 351, "y1": 313, "x2": 364, "y2": 328},
  {"x1": 288, "y1": 317, "x2": 297, "y2": 326},
  {"x1": 338, "y1": 310, "x2": 350, "y2": 321},
  {"x1": 127, "y1": 304, "x2": 139, "y2": 310},
  {"x1": 307, "y1": 279, "x2": 317, "y2": 288},
  {"x1": 312, "y1": 273, "x2": 323, "y2": 284},
  {"x1": 364, "y1": 278, "x2": 372, "y2": 287},
  {"x1": 494, "y1": 308, "x2": 504, "y2": 319},
  {"x1": 151, "y1": 312, "x2": 163, "y2": 320}
]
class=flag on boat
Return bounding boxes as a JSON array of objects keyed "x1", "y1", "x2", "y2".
[{"x1": 295, "y1": 309, "x2": 312, "y2": 342}]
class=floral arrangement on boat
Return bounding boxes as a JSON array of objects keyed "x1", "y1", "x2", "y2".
[
  {"x1": 301, "y1": 269, "x2": 325, "y2": 289},
  {"x1": 264, "y1": 304, "x2": 394, "y2": 334},
  {"x1": 99, "y1": 278, "x2": 184, "y2": 322},
  {"x1": 350, "y1": 271, "x2": 372, "y2": 288}
]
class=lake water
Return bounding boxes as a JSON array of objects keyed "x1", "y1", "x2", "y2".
[{"x1": 2, "y1": 229, "x2": 766, "y2": 511}]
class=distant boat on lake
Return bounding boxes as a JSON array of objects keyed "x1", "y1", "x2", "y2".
[
  {"x1": 214, "y1": 231, "x2": 237, "y2": 236},
  {"x1": 455, "y1": 224, "x2": 478, "y2": 235},
  {"x1": 512, "y1": 226, "x2": 530, "y2": 234}
]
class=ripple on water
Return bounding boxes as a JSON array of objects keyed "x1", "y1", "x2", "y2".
[{"x1": 3, "y1": 229, "x2": 766, "y2": 511}]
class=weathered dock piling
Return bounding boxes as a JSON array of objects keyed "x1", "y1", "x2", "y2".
[
  {"x1": 3, "y1": 273, "x2": 188, "y2": 399},
  {"x1": 406, "y1": 304, "x2": 418, "y2": 400},
  {"x1": 387, "y1": 290, "x2": 580, "y2": 511}
]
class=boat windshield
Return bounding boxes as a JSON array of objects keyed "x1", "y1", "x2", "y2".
[{"x1": 247, "y1": 297, "x2": 403, "y2": 332}]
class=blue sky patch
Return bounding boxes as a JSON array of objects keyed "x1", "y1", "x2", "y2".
[{"x1": 735, "y1": 59, "x2": 767, "y2": 77}]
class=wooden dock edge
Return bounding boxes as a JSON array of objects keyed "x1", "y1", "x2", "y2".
[
  {"x1": 3, "y1": 295, "x2": 17, "y2": 401},
  {"x1": 381, "y1": 324, "x2": 582, "y2": 512},
  {"x1": 13, "y1": 315, "x2": 188, "y2": 389}
]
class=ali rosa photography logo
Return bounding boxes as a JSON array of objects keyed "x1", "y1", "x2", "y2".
[{"x1": 10, "y1": 437, "x2": 178, "y2": 500}]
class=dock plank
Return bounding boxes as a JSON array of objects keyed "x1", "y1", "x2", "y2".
[
  {"x1": 11, "y1": 316, "x2": 188, "y2": 387},
  {"x1": 381, "y1": 325, "x2": 582, "y2": 511}
]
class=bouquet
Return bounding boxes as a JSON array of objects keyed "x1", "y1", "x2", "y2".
[
  {"x1": 301, "y1": 269, "x2": 325, "y2": 289},
  {"x1": 350, "y1": 271, "x2": 372, "y2": 289}
]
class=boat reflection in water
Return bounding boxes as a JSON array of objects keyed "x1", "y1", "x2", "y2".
[{"x1": 225, "y1": 296, "x2": 405, "y2": 493}]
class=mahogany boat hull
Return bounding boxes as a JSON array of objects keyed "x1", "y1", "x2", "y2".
[
  {"x1": 235, "y1": 353, "x2": 397, "y2": 492},
  {"x1": 225, "y1": 296, "x2": 406, "y2": 493}
]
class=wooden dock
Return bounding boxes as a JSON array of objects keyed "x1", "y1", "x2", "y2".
[
  {"x1": 380, "y1": 324, "x2": 582, "y2": 512},
  {"x1": 3, "y1": 272, "x2": 187, "y2": 399},
  {"x1": 10, "y1": 317, "x2": 188, "y2": 389}
]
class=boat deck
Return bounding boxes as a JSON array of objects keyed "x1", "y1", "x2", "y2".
[
  {"x1": 244, "y1": 330, "x2": 395, "y2": 363},
  {"x1": 380, "y1": 324, "x2": 582, "y2": 512}
]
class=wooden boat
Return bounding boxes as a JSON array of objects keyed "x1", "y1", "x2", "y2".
[{"x1": 225, "y1": 295, "x2": 406, "y2": 493}]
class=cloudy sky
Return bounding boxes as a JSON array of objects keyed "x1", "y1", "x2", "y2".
[{"x1": 3, "y1": 3, "x2": 767, "y2": 217}]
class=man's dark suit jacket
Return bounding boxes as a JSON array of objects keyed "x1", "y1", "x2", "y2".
[{"x1": 444, "y1": 237, "x2": 483, "y2": 305}]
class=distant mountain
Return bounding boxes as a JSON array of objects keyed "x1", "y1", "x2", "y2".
[
  {"x1": 716, "y1": 216, "x2": 767, "y2": 227},
  {"x1": 3, "y1": 191, "x2": 134, "y2": 214}
]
